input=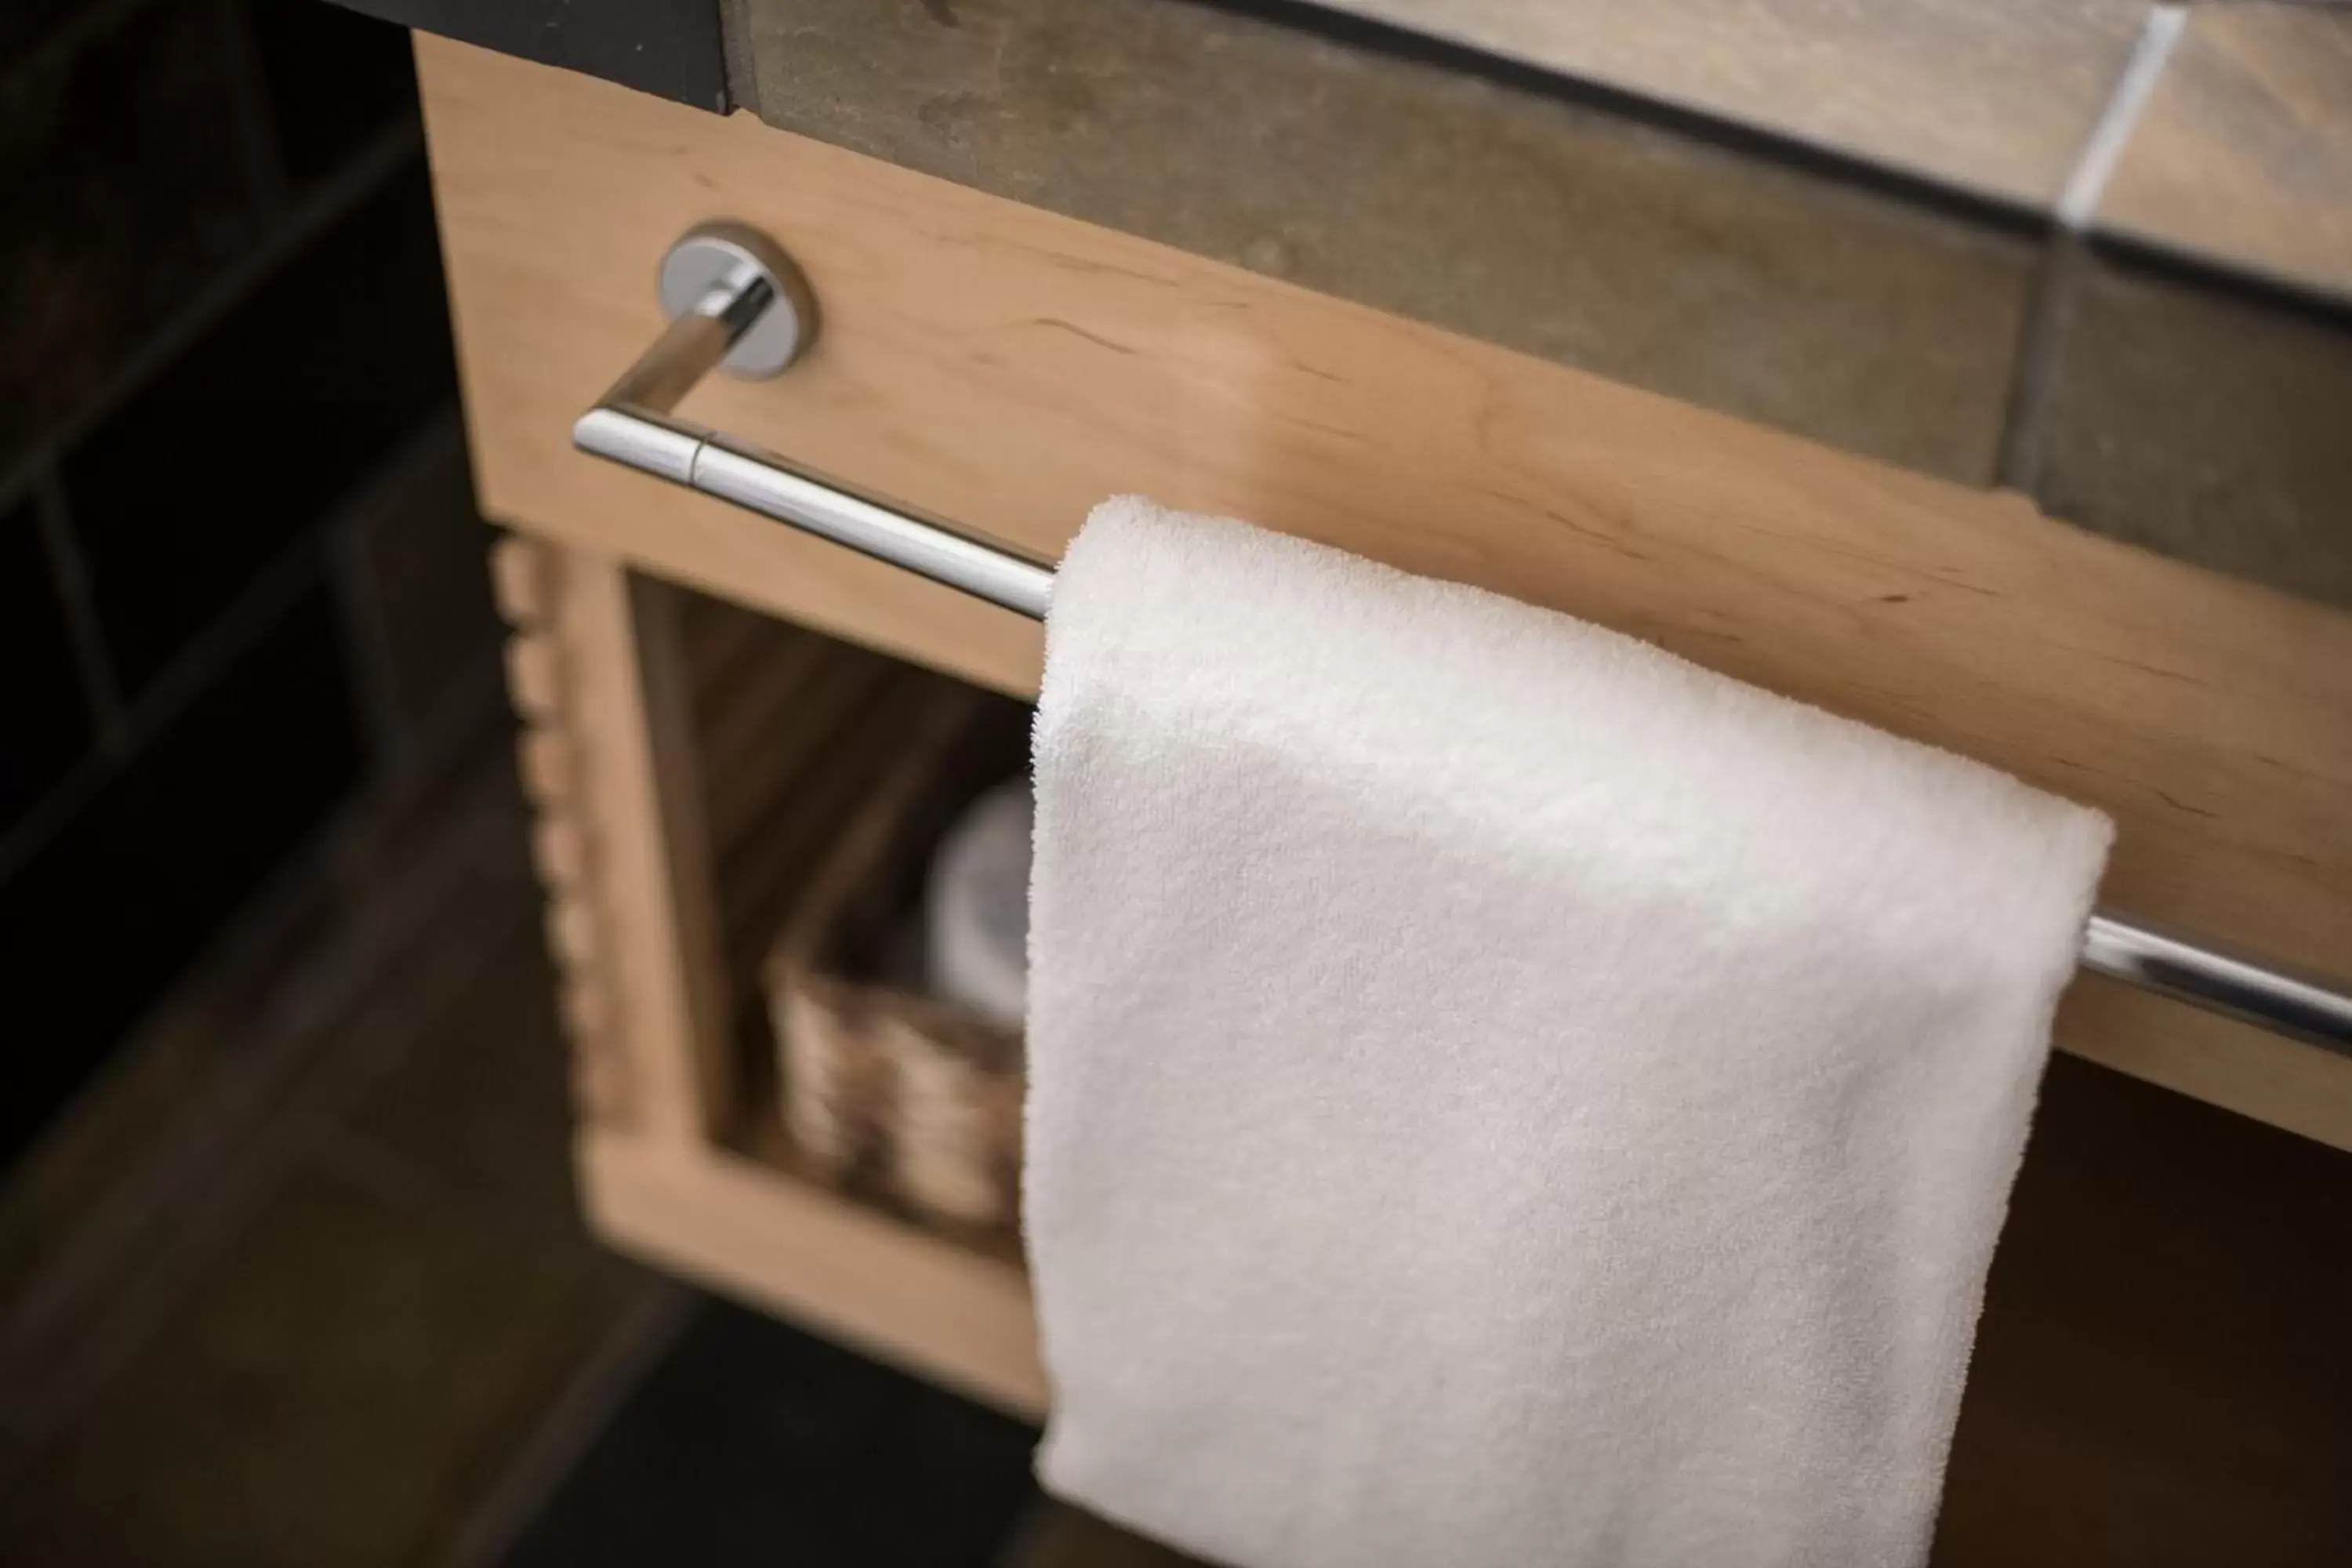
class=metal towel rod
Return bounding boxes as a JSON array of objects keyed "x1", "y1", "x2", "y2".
[{"x1": 574, "y1": 222, "x2": 2352, "y2": 1057}]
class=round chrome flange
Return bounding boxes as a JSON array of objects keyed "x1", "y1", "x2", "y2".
[{"x1": 656, "y1": 220, "x2": 818, "y2": 379}]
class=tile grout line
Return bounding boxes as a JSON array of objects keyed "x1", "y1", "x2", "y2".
[
  {"x1": 1993, "y1": 4, "x2": 2188, "y2": 493},
  {"x1": 0, "y1": 116, "x2": 445, "y2": 884},
  {"x1": 0, "y1": 122, "x2": 441, "y2": 880},
  {"x1": 129, "y1": 528, "x2": 316, "y2": 743},
  {"x1": 27, "y1": 463, "x2": 129, "y2": 754},
  {"x1": 0, "y1": 408, "x2": 466, "y2": 885},
  {"x1": 0, "y1": 537, "x2": 325, "y2": 885}
]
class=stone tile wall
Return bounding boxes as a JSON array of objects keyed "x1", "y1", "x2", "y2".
[
  {"x1": 0, "y1": 0, "x2": 499, "y2": 1170},
  {"x1": 736, "y1": 0, "x2": 2352, "y2": 612}
]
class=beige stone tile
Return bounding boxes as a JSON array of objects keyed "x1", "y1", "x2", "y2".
[
  {"x1": 739, "y1": 0, "x2": 2037, "y2": 485},
  {"x1": 2027, "y1": 254, "x2": 2352, "y2": 611},
  {"x1": 1298, "y1": 0, "x2": 2148, "y2": 209},
  {"x1": 2100, "y1": 3, "x2": 2352, "y2": 305}
]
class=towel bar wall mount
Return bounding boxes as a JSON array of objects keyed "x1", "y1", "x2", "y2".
[{"x1": 573, "y1": 222, "x2": 2352, "y2": 1057}]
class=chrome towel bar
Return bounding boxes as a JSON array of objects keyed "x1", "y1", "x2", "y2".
[{"x1": 574, "y1": 223, "x2": 2352, "y2": 1056}]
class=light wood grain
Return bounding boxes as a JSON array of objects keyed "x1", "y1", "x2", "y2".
[
  {"x1": 550, "y1": 557, "x2": 732, "y2": 1145},
  {"x1": 496, "y1": 548, "x2": 619, "y2": 1125},
  {"x1": 579, "y1": 1128, "x2": 1048, "y2": 1416},
  {"x1": 514, "y1": 727, "x2": 572, "y2": 807},
  {"x1": 500, "y1": 633, "x2": 563, "y2": 721},
  {"x1": 489, "y1": 532, "x2": 554, "y2": 629},
  {"x1": 2059, "y1": 975, "x2": 2352, "y2": 1154},
  {"x1": 419, "y1": 38, "x2": 2352, "y2": 1140},
  {"x1": 2101, "y1": 2, "x2": 2352, "y2": 303}
]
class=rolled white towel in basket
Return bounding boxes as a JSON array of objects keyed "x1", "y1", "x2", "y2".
[{"x1": 1022, "y1": 497, "x2": 2111, "y2": 1568}]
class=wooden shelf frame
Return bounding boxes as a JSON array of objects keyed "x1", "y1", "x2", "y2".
[{"x1": 494, "y1": 535, "x2": 1049, "y2": 1417}]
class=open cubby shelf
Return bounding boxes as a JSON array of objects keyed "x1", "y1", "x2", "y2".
[
  {"x1": 494, "y1": 534, "x2": 2352, "y2": 1550},
  {"x1": 497, "y1": 538, "x2": 1047, "y2": 1415}
]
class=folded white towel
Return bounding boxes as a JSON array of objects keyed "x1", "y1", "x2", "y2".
[{"x1": 1023, "y1": 497, "x2": 2112, "y2": 1568}]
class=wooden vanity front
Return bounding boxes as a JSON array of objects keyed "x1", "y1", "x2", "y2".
[{"x1": 417, "y1": 27, "x2": 2352, "y2": 1561}]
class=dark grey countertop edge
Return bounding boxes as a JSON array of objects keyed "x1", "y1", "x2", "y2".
[
  {"x1": 332, "y1": 0, "x2": 731, "y2": 113},
  {"x1": 342, "y1": 0, "x2": 2349, "y2": 324}
]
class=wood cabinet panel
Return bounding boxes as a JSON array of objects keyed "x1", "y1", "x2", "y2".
[{"x1": 420, "y1": 35, "x2": 2352, "y2": 1142}]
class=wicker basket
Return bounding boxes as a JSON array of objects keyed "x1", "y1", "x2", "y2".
[{"x1": 764, "y1": 683, "x2": 1029, "y2": 1232}]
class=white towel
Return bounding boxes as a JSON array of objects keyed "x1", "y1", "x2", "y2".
[{"x1": 1023, "y1": 498, "x2": 2112, "y2": 1568}]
